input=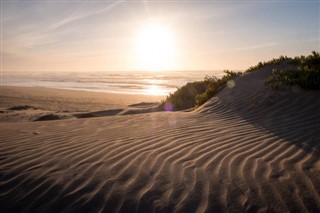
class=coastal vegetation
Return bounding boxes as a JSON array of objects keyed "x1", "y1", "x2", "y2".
[
  {"x1": 265, "y1": 51, "x2": 320, "y2": 90},
  {"x1": 159, "y1": 70, "x2": 241, "y2": 111},
  {"x1": 160, "y1": 51, "x2": 320, "y2": 111},
  {"x1": 195, "y1": 71, "x2": 242, "y2": 107}
]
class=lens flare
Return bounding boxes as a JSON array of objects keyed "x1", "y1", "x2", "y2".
[
  {"x1": 227, "y1": 80, "x2": 235, "y2": 88},
  {"x1": 164, "y1": 102, "x2": 173, "y2": 112}
]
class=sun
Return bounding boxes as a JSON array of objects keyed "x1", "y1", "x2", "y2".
[{"x1": 134, "y1": 23, "x2": 176, "y2": 71}]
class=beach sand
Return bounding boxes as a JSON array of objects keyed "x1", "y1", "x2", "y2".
[
  {"x1": 0, "y1": 86, "x2": 164, "y2": 122},
  {"x1": 1, "y1": 65, "x2": 320, "y2": 212}
]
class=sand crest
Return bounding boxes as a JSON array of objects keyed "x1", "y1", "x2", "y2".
[{"x1": 1, "y1": 66, "x2": 320, "y2": 212}]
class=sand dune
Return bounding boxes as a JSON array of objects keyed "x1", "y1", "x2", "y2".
[{"x1": 1, "y1": 66, "x2": 320, "y2": 212}]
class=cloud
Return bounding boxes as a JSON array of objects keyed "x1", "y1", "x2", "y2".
[
  {"x1": 47, "y1": 0, "x2": 125, "y2": 32},
  {"x1": 206, "y1": 42, "x2": 278, "y2": 54},
  {"x1": 2, "y1": 0, "x2": 126, "y2": 54},
  {"x1": 234, "y1": 42, "x2": 278, "y2": 51}
]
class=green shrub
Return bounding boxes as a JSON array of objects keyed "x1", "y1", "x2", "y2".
[
  {"x1": 195, "y1": 70, "x2": 241, "y2": 107},
  {"x1": 159, "y1": 70, "x2": 242, "y2": 111},
  {"x1": 159, "y1": 80, "x2": 208, "y2": 111},
  {"x1": 265, "y1": 51, "x2": 320, "y2": 90}
]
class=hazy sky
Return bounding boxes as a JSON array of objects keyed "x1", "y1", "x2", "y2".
[{"x1": 2, "y1": 0, "x2": 319, "y2": 72}]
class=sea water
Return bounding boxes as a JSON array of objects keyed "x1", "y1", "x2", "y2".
[{"x1": 1, "y1": 70, "x2": 224, "y2": 96}]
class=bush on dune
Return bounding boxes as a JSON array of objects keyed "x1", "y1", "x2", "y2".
[
  {"x1": 159, "y1": 80, "x2": 208, "y2": 111},
  {"x1": 265, "y1": 51, "x2": 320, "y2": 90},
  {"x1": 195, "y1": 70, "x2": 241, "y2": 107},
  {"x1": 159, "y1": 70, "x2": 242, "y2": 111},
  {"x1": 159, "y1": 51, "x2": 319, "y2": 111}
]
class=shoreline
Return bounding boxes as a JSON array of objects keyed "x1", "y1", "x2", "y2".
[{"x1": 1, "y1": 84, "x2": 170, "y2": 97}]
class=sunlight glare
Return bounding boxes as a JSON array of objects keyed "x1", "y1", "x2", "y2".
[
  {"x1": 134, "y1": 23, "x2": 176, "y2": 71},
  {"x1": 144, "y1": 85, "x2": 167, "y2": 96}
]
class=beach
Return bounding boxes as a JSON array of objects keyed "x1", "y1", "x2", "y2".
[
  {"x1": 0, "y1": 86, "x2": 164, "y2": 122},
  {"x1": 1, "y1": 64, "x2": 320, "y2": 212}
]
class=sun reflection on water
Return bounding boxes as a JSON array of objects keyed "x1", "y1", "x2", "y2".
[{"x1": 144, "y1": 85, "x2": 167, "y2": 96}]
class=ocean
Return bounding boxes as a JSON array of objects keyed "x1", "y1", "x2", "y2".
[{"x1": 2, "y1": 70, "x2": 224, "y2": 96}]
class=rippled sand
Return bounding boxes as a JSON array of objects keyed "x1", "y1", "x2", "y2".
[{"x1": 1, "y1": 65, "x2": 319, "y2": 212}]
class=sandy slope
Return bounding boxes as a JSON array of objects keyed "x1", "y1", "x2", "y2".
[{"x1": 1, "y1": 65, "x2": 320, "y2": 212}]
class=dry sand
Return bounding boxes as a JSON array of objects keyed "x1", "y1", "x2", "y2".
[
  {"x1": 1, "y1": 65, "x2": 320, "y2": 212},
  {"x1": 0, "y1": 86, "x2": 164, "y2": 122}
]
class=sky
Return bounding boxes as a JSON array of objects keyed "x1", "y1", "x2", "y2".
[{"x1": 1, "y1": 0, "x2": 319, "y2": 72}]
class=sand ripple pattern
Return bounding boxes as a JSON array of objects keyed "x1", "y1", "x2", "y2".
[{"x1": 1, "y1": 66, "x2": 320, "y2": 212}]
